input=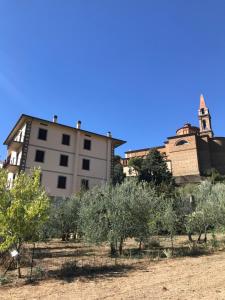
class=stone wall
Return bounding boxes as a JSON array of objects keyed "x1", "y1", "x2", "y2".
[
  {"x1": 124, "y1": 133, "x2": 225, "y2": 181},
  {"x1": 197, "y1": 135, "x2": 212, "y2": 175},
  {"x1": 166, "y1": 135, "x2": 200, "y2": 177},
  {"x1": 125, "y1": 146, "x2": 166, "y2": 159},
  {"x1": 210, "y1": 138, "x2": 225, "y2": 175}
]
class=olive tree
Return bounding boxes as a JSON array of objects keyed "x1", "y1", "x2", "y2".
[
  {"x1": 161, "y1": 201, "x2": 178, "y2": 254},
  {"x1": 185, "y1": 181, "x2": 225, "y2": 243},
  {"x1": 110, "y1": 180, "x2": 158, "y2": 253},
  {"x1": 80, "y1": 179, "x2": 158, "y2": 255},
  {"x1": 79, "y1": 185, "x2": 111, "y2": 248},
  {"x1": 46, "y1": 195, "x2": 81, "y2": 241}
]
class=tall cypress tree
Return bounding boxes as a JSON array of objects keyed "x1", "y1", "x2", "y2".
[
  {"x1": 140, "y1": 149, "x2": 173, "y2": 185},
  {"x1": 129, "y1": 149, "x2": 174, "y2": 188}
]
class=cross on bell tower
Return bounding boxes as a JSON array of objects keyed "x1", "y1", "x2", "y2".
[{"x1": 198, "y1": 94, "x2": 214, "y2": 138}]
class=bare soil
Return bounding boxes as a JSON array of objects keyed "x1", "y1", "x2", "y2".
[{"x1": 1, "y1": 237, "x2": 225, "y2": 300}]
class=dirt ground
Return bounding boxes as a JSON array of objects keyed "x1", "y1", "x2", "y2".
[{"x1": 1, "y1": 238, "x2": 225, "y2": 300}]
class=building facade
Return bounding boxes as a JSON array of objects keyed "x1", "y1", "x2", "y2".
[
  {"x1": 3, "y1": 114, "x2": 125, "y2": 197},
  {"x1": 123, "y1": 95, "x2": 225, "y2": 183}
]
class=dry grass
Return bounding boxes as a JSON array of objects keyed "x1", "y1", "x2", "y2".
[{"x1": 1, "y1": 235, "x2": 225, "y2": 299}]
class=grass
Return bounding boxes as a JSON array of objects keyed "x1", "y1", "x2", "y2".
[{"x1": 1, "y1": 234, "x2": 225, "y2": 298}]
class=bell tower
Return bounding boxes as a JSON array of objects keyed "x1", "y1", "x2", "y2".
[{"x1": 198, "y1": 94, "x2": 213, "y2": 138}]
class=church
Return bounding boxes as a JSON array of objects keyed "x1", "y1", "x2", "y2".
[{"x1": 123, "y1": 95, "x2": 225, "y2": 183}]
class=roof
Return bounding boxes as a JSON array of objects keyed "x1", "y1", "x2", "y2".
[
  {"x1": 125, "y1": 145, "x2": 165, "y2": 154},
  {"x1": 4, "y1": 114, "x2": 126, "y2": 148},
  {"x1": 167, "y1": 132, "x2": 197, "y2": 140},
  {"x1": 176, "y1": 124, "x2": 199, "y2": 134},
  {"x1": 200, "y1": 94, "x2": 207, "y2": 109}
]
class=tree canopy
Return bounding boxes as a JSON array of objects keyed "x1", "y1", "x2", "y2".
[
  {"x1": 112, "y1": 155, "x2": 126, "y2": 185},
  {"x1": 128, "y1": 149, "x2": 174, "y2": 188},
  {"x1": 0, "y1": 168, "x2": 50, "y2": 277},
  {"x1": 79, "y1": 179, "x2": 159, "y2": 254}
]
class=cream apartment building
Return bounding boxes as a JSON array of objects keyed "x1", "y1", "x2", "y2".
[{"x1": 3, "y1": 114, "x2": 125, "y2": 197}]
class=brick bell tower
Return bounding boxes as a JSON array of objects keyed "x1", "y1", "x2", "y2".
[{"x1": 198, "y1": 94, "x2": 214, "y2": 138}]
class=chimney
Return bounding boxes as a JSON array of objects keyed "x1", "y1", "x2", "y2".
[
  {"x1": 53, "y1": 115, "x2": 58, "y2": 123},
  {"x1": 107, "y1": 131, "x2": 112, "y2": 138},
  {"x1": 76, "y1": 120, "x2": 81, "y2": 129}
]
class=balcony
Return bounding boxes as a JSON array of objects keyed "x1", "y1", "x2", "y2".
[
  {"x1": 8, "y1": 132, "x2": 24, "y2": 151},
  {"x1": 3, "y1": 155, "x2": 20, "y2": 172}
]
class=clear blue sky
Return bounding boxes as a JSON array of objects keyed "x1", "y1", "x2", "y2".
[{"x1": 1, "y1": 0, "x2": 225, "y2": 159}]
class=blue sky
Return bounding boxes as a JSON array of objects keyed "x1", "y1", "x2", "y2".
[{"x1": 1, "y1": 0, "x2": 225, "y2": 159}]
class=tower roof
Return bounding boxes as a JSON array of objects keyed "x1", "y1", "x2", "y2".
[{"x1": 200, "y1": 94, "x2": 207, "y2": 108}]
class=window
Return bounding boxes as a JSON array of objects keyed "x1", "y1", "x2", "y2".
[
  {"x1": 82, "y1": 159, "x2": 90, "y2": 170},
  {"x1": 62, "y1": 134, "x2": 70, "y2": 145},
  {"x1": 201, "y1": 108, "x2": 205, "y2": 115},
  {"x1": 60, "y1": 154, "x2": 68, "y2": 167},
  {"x1": 57, "y1": 176, "x2": 67, "y2": 189},
  {"x1": 202, "y1": 120, "x2": 207, "y2": 130},
  {"x1": 81, "y1": 179, "x2": 89, "y2": 190},
  {"x1": 35, "y1": 150, "x2": 45, "y2": 162},
  {"x1": 38, "y1": 128, "x2": 47, "y2": 140},
  {"x1": 176, "y1": 140, "x2": 189, "y2": 146},
  {"x1": 84, "y1": 139, "x2": 91, "y2": 150}
]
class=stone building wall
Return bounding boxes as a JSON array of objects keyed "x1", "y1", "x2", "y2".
[
  {"x1": 165, "y1": 135, "x2": 200, "y2": 177},
  {"x1": 125, "y1": 146, "x2": 166, "y2": 159},
  {"x1": 197, "y1": 135, "x2": 212, "y2": 175},
  {"x1": 210, "y1": 138, "x2": 225, "y2": 174}
]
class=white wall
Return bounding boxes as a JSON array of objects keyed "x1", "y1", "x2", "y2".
[
  {"x1": 40, "y1": 170, "x2": 73, "y2": 198},
  {"x1": 29, "y1": 120, "x2": 76, "y2": 152},
  {"x1": 79, "y1": 134, "x2": 108, "y2": 159},
  {"x1": 26, "y1": 145, "x2": 75, "y2": 174},
  {"x1": 25, "y1": 120, "x2": 112, "y2": 197},
  {"x1": 76, "y1": 175, "x2": 107, "y2": 190},
  {"x1": 123, "y1": 166, "x2": 137, "y2": 177},
  {"x1": 14, "y1": 123, "x2": 26, "y2": 142}
]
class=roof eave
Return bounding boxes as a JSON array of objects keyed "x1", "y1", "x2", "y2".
[
  {"x1": 3, "y1": 114, "x2": 126, "y2": 148},
  {"x1": 167, "y1": 133, "x2": 197, "y2": 140},
  {"x1": 3, "y1": 114, "x2": 30, "y2": 145},
  {"x1": 125, "y1": 145, "x2": 165, "y2": 154}
]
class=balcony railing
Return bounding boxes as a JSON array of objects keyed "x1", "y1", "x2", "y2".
[
  {"x1": 8, "y1": 135, "x2": 24, "y2": 151},
  {"x1": 3, "y1": 155, "x2": 20, "y2": 168}
]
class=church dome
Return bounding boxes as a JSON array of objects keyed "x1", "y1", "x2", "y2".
[{"x1": 176, "y1": 123, "x2": 200, "y2": 136}]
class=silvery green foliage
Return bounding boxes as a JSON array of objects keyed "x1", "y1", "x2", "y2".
[
  {"x1": 46, "y1": 195, "x2": 81, "y2": 239},
  {"x1": 162, "y1": 201, "x2": 177, "y2": 237},
  {"x1": 185, "y1": 181, "x2": 225, "y2": 239},
  {"x1": 79, "y1": 185, "x2": 110, "y2": 244},
  {"x1": 79, "y1": 179, "x2": 159, "y2": 253},
  {"x1": 209, "y1": 183, "x2": 225, "y2": 227}
]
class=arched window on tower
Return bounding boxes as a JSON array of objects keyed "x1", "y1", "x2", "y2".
[
  {"x1": 176, "y1": 140, "x2": 189, "y2": 146},
  {"x1": 201, "y1": 108, "x2": 205, "y2": 115},
  {"x1": 202, "y1": 120, "x2": 207, "y2": 130}
]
